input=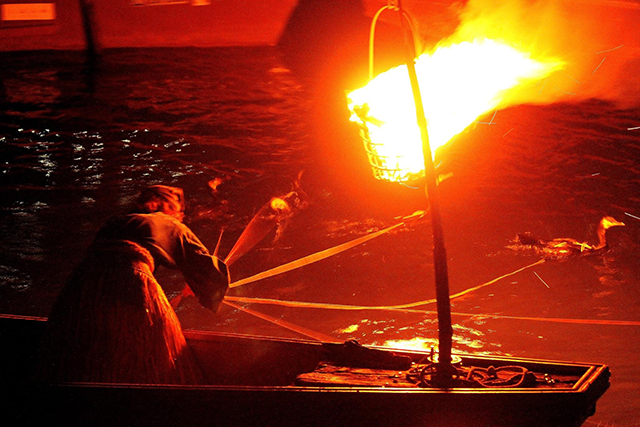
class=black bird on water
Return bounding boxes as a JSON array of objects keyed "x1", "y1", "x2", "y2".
[{"x1": 515, "y1": 216, "x2": 625, "y2": 259}]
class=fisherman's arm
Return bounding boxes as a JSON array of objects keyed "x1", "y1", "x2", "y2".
[{"x1": 178, "y1": 230, "x2": 229, "y2": 313}]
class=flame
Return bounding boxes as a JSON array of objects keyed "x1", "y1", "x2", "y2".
[{"x1": 347, "y1": 38, "x2": 563, "y2": 182}]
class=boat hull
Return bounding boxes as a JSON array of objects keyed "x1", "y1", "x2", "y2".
[
  {"x1": 0, "y1": 0, "x2": 298, "y2": 51},
  {"x1": 1, "y1": 314, "x2": 609, "y2": 427}
]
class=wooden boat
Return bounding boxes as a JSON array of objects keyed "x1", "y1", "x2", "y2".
[
  {"x1": 0, "y1": 0, "x2": 298, "y2": 52},
  {"x1": 1, "y1": 313, "x2": 609, "y2": 427}
]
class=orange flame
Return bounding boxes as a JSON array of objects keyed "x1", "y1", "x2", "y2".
[{"x1": 347, "y1": 38, "x2": 563, "y2": 182}]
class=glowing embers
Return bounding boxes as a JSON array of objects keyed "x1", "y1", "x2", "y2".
[{"x1": 347, "y1": 39, "x2": 563, "y2": 183}]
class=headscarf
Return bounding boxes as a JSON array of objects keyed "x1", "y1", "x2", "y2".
[{"x1": 137, "y1": 185, "x2": 185, "y2": 213}]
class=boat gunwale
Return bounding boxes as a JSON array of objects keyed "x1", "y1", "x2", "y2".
[
  {"x1": 184, "y1": 325, "x2": 609, "y2": 391},
  {"x1": 0, "y1": 314, "x2": 608, "y2": 394},
  {"x1": 40, "y1": 380, "x2": 607, "y2": 394}
]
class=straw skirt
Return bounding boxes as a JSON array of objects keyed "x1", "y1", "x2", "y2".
[{"x1": 37, "y1": 240, "x2": 200, "y2": 384}]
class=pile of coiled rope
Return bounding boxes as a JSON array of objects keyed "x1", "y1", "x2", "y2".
[{"x1": 406, "y1": 363, "x2": 538, "y2": 388}]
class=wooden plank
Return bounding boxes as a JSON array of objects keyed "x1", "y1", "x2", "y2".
[{"x1": 296, "y1": 364, "x2": 418, "y2": 387}]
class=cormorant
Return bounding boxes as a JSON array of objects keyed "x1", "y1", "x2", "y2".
[{"x1": 515, "y1": 216, "x2": 625, "y2": 259}]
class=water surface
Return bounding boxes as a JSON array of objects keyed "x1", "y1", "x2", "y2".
[{"x1": 1, "y1": 48, "x2": 639, "y2": 426}]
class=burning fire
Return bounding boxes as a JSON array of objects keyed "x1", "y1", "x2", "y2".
[{"x1": 347, "y1": 38, "x2": 563, "y2": 182}]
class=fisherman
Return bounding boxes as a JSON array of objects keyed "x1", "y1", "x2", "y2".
[{"x1": 36, "y1": 185, "x2": 228, "y2": 384}]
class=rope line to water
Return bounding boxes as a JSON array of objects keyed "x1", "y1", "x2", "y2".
[
  {"x1": 222, "y1": 216, "x2": 639, "y2": 330},
  {"x1": 225, "y1": 256, "x2": 640, "y2": 327},
  {"x1": 448, "y1": 259, "x2": 546, "y2": 302},
  {"x1": 225, "y1": 296, "x2": 640, "y2": 327},
  {"x1": 458, "y1": 313, "x2": 640, "y2": 327},
  {"x1": 229, "y1": 220, "x2": 409, "y2": 289},
  {"x1": 222, "y1": 300, "x2": 338, "y2": 342},
  {"x1": 230, "y1": 258, "x2": 546, "y2": 309},
  {"x1": 229, "y1": 216, "x2": 538, "y2": 292}
]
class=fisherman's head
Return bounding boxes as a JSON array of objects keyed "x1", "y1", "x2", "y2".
[{"x1": 136, "y1": 185, "x2": 185, "y2": 221}]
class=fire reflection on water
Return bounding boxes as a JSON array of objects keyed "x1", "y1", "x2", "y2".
[{"x1": 337, "y1": 318, "x2": 497, "y2": 355}]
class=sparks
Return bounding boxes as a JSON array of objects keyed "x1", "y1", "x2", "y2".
[
  {"x1": 624, "y1": 212, "x2": 640, "y2": 221},
  {"x1": 534, "y1": 272, "x2": 550, "y2": 289},
  {"x1": 592, "y1": 57, "x2": 606, "y2": 74},
  {"x1": 596, "y1": 44, "x2": 624, "y2": 54}
]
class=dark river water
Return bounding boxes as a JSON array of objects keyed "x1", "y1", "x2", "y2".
[{"x1": 1, "y1": 47, "x2": 639, "y2": 426}]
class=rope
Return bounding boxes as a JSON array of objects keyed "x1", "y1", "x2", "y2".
[
  {"x1": 229, "y1": 218, "x2": 542, "y2": 293},
  {"x1": 448, "y1": 259, "x2": 546, "y2": 301},
  {"x1": 229, "y1": 220, "x2": 410, "y2": 289},
  {"x1": 225, "y1": 295, "x2": 640, "y2": 327},
  {"x1": 465, "y1": 365, "x2": 533, "y2": 388},
  {"x1": 225, "y1": 295, "x2": 430, "y2": 313},
  {"x1": 229, "y1": 259, "x2": 546, "y2": 308},
  {"x1": 406, "y1": 363, "x2": 533, "y2": 388},
  {"x1": 224, "y1": 296, "x2": 640, "y2": 326},
  {"x1": 459, "y1": 314, "x2": 640, "y2": 327},
  {"x1": 225, "y1": 254, "x2": 640, "y2": 327},
  {"x1": 222, "y1": 300, "x2": 338, "y2": 343},
  {"x1": 220, "y1": 254, "x2": 638, "y2": 355}
]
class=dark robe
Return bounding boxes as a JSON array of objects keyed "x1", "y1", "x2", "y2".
[{"x1": 37, "y1": 212, "x2": 228, "y2": 384}]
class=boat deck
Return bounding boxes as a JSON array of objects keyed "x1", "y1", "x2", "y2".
[{"x1": 295, "y1": 362, "x2": 584, "y2": 389}]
